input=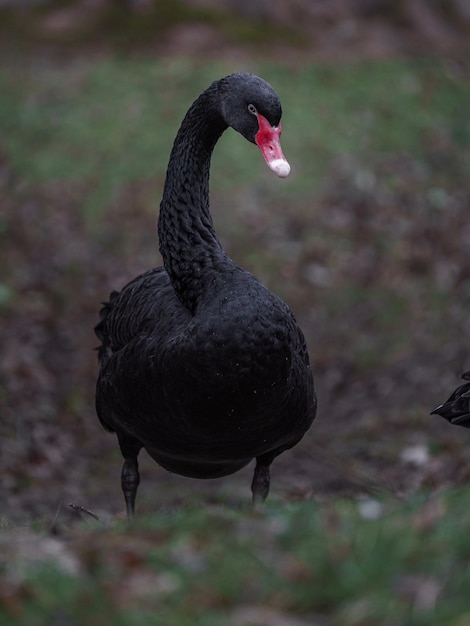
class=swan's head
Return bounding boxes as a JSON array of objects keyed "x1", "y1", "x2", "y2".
[{"x1": 218, "y1": 73, "x2": 291, "y2": 178}]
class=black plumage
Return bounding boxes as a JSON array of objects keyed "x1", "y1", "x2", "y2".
[
  {"x1": 95, "y1": 73, "x2": 316, "y2": 518},
  {"x1": 431, "y1": 371, "x2": 470, "y2": 427}
]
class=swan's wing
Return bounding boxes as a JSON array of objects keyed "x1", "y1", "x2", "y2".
[
  {"x1": 95, "y1": 267, "x2": 191, "y2": 361},
  {"x1": 94, "y1": 267, "x2": 192, "y2": 433}
]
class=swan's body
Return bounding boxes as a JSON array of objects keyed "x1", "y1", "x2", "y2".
[
  {"x1": 432, "y1": 371, "x2": 470, "y2": 427},
  {"x1": 95, "y1": 73, "x2": 316, "y2": 517}
]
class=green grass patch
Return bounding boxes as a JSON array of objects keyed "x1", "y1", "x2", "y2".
[
  {"x1": 2, "y1": 491, "x2": 470, "y2": 625},
  {"x1": 1, "y1": 57, "x2": 468, "y2": 214}
]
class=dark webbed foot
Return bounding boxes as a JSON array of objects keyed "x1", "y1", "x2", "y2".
[
  {"x1": 121, "y1": 457, "x2": 140, "y2": 520},
  {"x1": 251, "y1": 462, "x2": 271, "y2": 508}
]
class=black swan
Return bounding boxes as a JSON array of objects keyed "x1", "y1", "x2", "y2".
[
  {"x1": 95, "y1": 73, "x2": 317, "y2": 518},
  {"x1": 431, "y1": 371, "x2": 470, "y2": 427}
]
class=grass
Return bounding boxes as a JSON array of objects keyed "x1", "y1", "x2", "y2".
[
  {"x1": 1, "y1": 57, "x2": 468, "y2": 211},
  {"x1": 1, "y1": 491, "x2": 470, "y2": 625}
]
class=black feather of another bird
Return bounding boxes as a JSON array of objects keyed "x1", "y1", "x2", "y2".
[{"x1": 431, "y1": 371, "x2": 470, "y2": 427}]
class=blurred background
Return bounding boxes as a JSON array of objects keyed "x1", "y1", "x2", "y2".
[{"x1": 1, "y1": 0, "x2": 470, "y2": 522}]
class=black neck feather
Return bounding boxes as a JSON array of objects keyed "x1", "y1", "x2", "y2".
[{"x1": 158, "y1": 84, "x2": 230, "y2": 312}]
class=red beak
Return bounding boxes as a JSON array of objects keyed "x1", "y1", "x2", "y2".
[{"x1": 254, "y1": 114, "x2": 290, "y2": 178}]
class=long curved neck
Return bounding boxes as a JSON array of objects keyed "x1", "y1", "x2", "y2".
[{"x1": 158, "y1": 85, "x2": 230, "y2": 312}]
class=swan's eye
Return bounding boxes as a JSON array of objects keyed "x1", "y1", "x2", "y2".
[{"x1": 248, "y1": 104, "x2": 257, "y2": 115}]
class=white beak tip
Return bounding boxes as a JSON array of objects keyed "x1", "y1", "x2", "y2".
[{"x1": 269, "y1": 158, "x2": 291, "y2": 178}]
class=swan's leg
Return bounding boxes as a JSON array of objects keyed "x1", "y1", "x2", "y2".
[
  {"x1": 251, "y1": 459, "x2": 271, "y2": 507},
  {"x1": 117, "y1": 433, "x2": 142, "y2": 520},
  {"x1": 121, "y1": 457, "x2": 140, "y2": 520}
]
